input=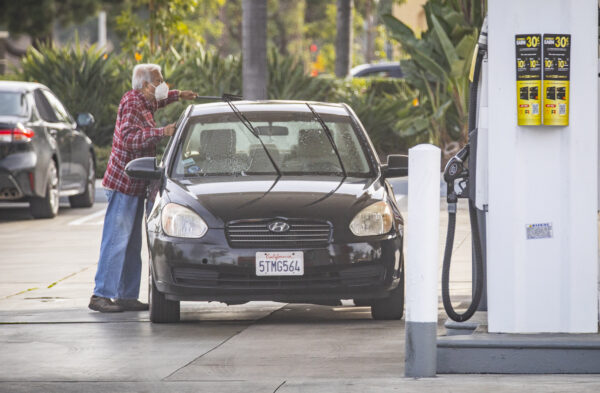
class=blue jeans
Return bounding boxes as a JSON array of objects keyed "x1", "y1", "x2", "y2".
[{"x1": 93, "y1": 190, "x2": 145, "y2": 299}]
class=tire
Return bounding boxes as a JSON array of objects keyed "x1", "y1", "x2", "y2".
[
  {"x1": 69, "y1": 156, "x2": 95, "y2": 208},
  {"x1": 149, "y1": 265, "x2": 180, "y2": 323},
  {"x1": 371, "y1": 269, "x2": 405, "y2": 320},
  {"x1": 30, "y1": 160, "x2": 59, "y2": 219}
]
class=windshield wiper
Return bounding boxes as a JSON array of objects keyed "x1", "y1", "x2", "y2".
[
  {"x1": 207, "y1": 94, "x2": 282, "y2": 177},
  {"x1": 306, "y1": 103, "x2": 347, "y2": 179}
]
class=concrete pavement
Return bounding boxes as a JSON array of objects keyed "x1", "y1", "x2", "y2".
[{"x1": 1, "y1": 180, "x2": 598, "y2": 392}]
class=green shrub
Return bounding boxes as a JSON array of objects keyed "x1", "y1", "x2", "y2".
[
  {"x1": 365, "y1": 77, "x2": 411, "y2": 97},
  {"x1": 267, "y1": 50, "x2": 337, "y2": 101},
  {"x1": 93, "y1": 145, "x2": 112, "y2": 179},
  {"x1": 336, "y1": 78, "x2": 417, "y2": 158},
  {"x1": 155, "y1": 47, "x2": 243, "y2": 126},
  {"x1": 19, "y1": 40, "x2": 128, "y2": 147},
  {"x1": 12, "y1": 41, "x2": 419, "y2": 160}
]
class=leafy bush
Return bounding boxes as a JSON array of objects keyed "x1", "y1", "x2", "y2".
[
  {"x1": 383, "y1": 0, "x2": 486, "y2": 159},
  {"x1": 8, "y1": 41, "x2": 419, "y2": 161},
  {"x1": 18, "y1": 40, "x2": 128, "y2": 147},
  {"x1": 336, "y1": 78, "x2": 417, "y2": 158},
  {"x1": 155, "y1": 47, "x2": 243, "y2": 126},
  {"x1": 93, "y1": 145, "x2": 112, "y2": 179},
  {"x1": 267, "y1": 50, "x2": 336, "y2": 101}
]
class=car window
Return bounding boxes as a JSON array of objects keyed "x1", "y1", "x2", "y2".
[
  {"x1": 41, "y1": 90, "x2": 73, "y2": 124},
  {"x1": 33, "y1": 89, "x2": 59, "y2": 122},
  {"x1": 172, "y1": 111, "x2": 372, "y2": 177},
  {"x1": 0, "y1": 91, "x2": 29, "y2": 117},
  {"x1": 362, "y1": 70, "x2": 390, "y2": 77}
]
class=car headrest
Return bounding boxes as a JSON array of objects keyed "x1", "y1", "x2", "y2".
[
  {"x1": 297, "y1": 129, "x2": 333, "y2": 157},
  {"x1": 250, "y1": 144, "x2": 280, "y2": 161},
  {"x1": 200, "y1": 129, "x2": 236, "y2": 159}
]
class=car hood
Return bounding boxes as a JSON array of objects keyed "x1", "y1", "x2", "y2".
[{"x1": 166, "y1": 176, "x2": 389, "y2": 228}]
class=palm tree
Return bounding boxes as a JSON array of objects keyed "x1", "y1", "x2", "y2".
[
  {"x1": 242, "y1": 0, "x2": 267, "y2": 99},
  {"x1": 335, "y1": 0, "x2": 353, "y2": 77}
]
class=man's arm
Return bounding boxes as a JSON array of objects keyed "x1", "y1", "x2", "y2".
[
  {"x1": 157, "y1": 90, "x2": 180, "y2": 109},
  {"x1": 157, "y1": 90, "x2": 197, "y2": 109}
]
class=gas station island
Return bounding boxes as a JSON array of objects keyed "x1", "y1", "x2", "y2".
[{"x1": 406, "y1": 0, "x2": 600, "y2": 375}]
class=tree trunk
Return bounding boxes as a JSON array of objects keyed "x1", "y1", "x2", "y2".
[
  {"x1": 149, "y1": 0, "x2": 155, "y2": 54},
  {"x1": 364, "y1": 0, "x2": 375, "y2": 64},
  {"x1": 242, "y1": 0, "x2": 268, "y2": 100},
  {"x1": 335, "y1": 0, "x2": 353, "y2": 78}
]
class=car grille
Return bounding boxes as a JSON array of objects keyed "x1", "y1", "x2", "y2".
[
  {"x1": 172, "y1": 264, "x2": 384, "y2": 289},
  {"x1": 226, "y1": 219, "x2": 332, "y2": 248}
]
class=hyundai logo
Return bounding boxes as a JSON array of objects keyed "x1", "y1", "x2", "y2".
[{"x1": 268, "y1": 221, "x2": 290, "y2": 233}]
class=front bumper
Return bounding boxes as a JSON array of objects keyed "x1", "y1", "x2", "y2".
[{"x1": 149, "y1": 229, "x2": 403, "y2": 302}]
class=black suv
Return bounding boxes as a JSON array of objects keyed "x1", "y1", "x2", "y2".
[{"x1": 0, "y1": 81, "x2": 96, "y2": 218}]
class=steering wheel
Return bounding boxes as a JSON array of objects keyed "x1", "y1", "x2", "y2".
[{"x1": 305, "y1": 161, "x2": 342, "y2": 172}]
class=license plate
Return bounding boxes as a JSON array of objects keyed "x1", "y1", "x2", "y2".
[{"x1": 255, "y1": 251, "x2": 304, "y2": 276}]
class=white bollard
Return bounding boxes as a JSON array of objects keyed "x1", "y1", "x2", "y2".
[{"x1": 404, "y1": 144, "x2": 441, "y2": 378}]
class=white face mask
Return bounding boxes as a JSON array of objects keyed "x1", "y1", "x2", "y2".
[{"x1": 152, "y1": 81, "x2": 169, "y2": 101}]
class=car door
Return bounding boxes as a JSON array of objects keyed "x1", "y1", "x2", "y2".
[
  {"x1": 69, "y1": 122, "x2": 93, "y2": 194},
  {"x1": 33, "y1": 89, "x2": 71, "y2": 186},
  {"x1": 40, "y1": 89, "x2": 79, "y2": 190}
]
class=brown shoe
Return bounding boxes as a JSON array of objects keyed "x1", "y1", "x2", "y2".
[
  {"x1": 89, "y1": 296, "x2": 124, "y2": 313},
  {"x1": 114, "y1": 299, "x2": 149, "y2": 311}
]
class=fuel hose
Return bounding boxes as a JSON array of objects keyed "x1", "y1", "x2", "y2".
[{"x1": 441, "y1": 26, "x2": 487, "y2": 323}]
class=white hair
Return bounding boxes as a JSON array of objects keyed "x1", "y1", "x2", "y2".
[{"x1": 132, "y1": 64, "x2": 161, "y2": 90}]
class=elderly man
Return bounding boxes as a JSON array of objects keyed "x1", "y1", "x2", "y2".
[{"x1": 89, "y1": 64, "x2": 197, "y2": 313}]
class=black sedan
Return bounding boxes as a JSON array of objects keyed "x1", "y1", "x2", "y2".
[
  {"x1": 0, "y1": 81, "x2": 96, "y2": 218},
  {"x1": 126, "y1": 100, "x2": 407, "y2": 322}
]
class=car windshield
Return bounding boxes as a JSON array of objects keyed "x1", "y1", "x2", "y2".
[
  {"x1": 0, "y1": 92, "x2": 28, "y2": 117},
  {"x1": 172, "y1": 110, "x2": 372, "y2": 177}
]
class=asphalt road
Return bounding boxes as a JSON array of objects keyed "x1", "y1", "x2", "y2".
[{"x1": 2, "y1": 180, "x2": 597, "y2": 392}]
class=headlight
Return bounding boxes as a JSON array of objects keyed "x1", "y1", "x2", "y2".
[
  {"x1": 161, "y1": 203, "x2": 208, "y2": 238},
  {"x1": 349, "y1": 201, "x2": 393, "y2": 236}
]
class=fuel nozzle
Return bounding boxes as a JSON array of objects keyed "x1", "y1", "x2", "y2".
[{"x1": 444, "y1": 144, "x2": 470, "y2": 204}]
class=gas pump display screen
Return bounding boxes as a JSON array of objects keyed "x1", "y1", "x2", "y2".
[
  {"x1": 515, "y1": 35, "x2": 542, "y2": 126},
  {"x1": 543, "y1": 34, "x2": 571, "y2": 126}
]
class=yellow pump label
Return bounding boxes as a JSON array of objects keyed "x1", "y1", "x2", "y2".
[
  {"x1": 542, "y1": 34, "x2": 571, "y2": 126},
  {"x1": 515, "y1": 35, "x2": 542, "y2": 126}
]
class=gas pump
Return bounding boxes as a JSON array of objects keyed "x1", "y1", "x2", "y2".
[
  {"x1": 441, "y1": 19, "x2": 487, "y2": 323},
  {"x1": 434, "y1": 0, "x2": 600, "y2": 374}
]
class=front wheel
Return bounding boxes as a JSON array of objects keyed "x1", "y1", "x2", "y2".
[
  {"x1": 371, "y1": 270, "x2": 405, "y2": 320},
  {"x1": 149, "y1": 265, "x2": 180, "y2": 323}
]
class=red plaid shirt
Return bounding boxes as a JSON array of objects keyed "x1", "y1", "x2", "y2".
[{"x1": 102, "y1": 89, "x2": 179, "y2": 196}]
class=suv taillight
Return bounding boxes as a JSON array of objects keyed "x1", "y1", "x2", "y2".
[{"x1": 0, "y1": 127, "x2": 35, "y2": 142}]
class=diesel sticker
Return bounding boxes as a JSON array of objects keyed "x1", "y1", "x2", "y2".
[
  {"x1": 543, "y1": 34, "x2": 570, "y2": 126},
  {"x1": 526, "y1": 223, "x2": 553, "y2": 240},
  {"x1": 516, "y1": 34, "x2": 542, "y2": 126}
]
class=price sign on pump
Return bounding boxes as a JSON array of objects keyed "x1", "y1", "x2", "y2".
[
  {"x1": 542, "y1": 34, "x2": 571, "y2": 126},
  {"x1": 515, "y1": 34, "x2": 542, "y2": 126}
]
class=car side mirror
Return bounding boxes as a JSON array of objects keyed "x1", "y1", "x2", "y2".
[
  {"x1": 382, "y1": 154, "x2": 408, "y2": 178},
  {"x1": 125, "y1": 157, "x2": 163, "y2": 180},
  {"x1": 76, "y1": 112, "x2": 95, "y2": 128}
]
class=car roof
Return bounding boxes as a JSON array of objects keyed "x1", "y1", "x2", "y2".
[
  {"x1": 350, "y1": 62, "x2": 402, "y2": 76},
  {"x1": 189, "y1": 100, "x2": 352, "y2": 118},
  {"x1": 0, "y1": 81, "x2": 48, "y2": 93}
]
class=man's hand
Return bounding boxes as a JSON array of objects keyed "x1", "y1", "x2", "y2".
[
  {"x1": 180, "y1": 90, "x2": 198, "y2": 100},
  {"x1": 163, "y1": 123, "x2": 176, "y2": 137}
]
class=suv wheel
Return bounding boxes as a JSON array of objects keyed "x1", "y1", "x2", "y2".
[
  {"x1": 149, "y1": 265, "x2": 180, "y2": 323},
  {"x1": 371, "y1": 270, "x2": 405, "y2": 320},
  {"x1": 30, "y1": 160, "x2": 59, "y2": 218},
  {"x1": 69, "y1": 156, "x2": 95, "y2": 208}
]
